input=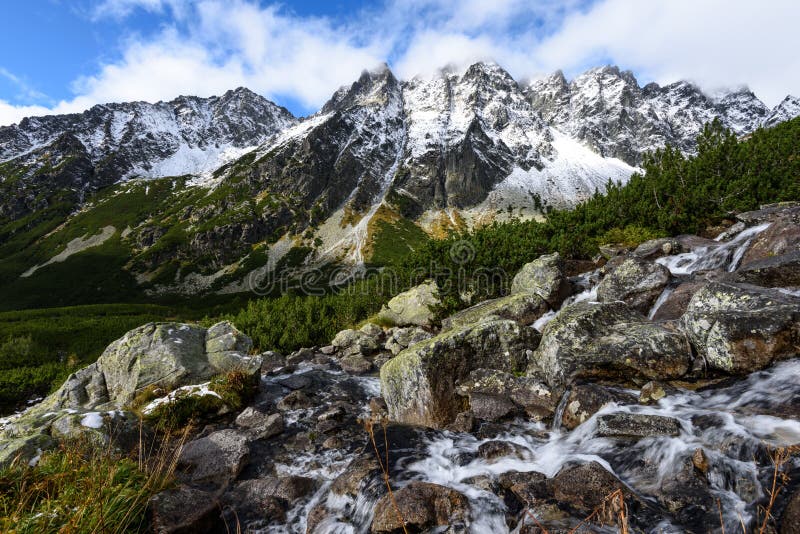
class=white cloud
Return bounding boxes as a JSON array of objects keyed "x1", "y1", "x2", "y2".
[{"x1": 1, "y1": 0, "x2": 798, "y2": 127}]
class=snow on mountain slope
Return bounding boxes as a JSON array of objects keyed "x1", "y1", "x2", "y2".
[
  {"x1": 763, "y1": 95, "x2": 800, "y2": 128},
  {"x1": 0, "y1": 88, "x2": 296, "y2": 178}
]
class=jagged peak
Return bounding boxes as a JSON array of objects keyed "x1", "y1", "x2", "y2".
[{"x1": 321, "y1": 64, "x2": 400, "y2": 114}]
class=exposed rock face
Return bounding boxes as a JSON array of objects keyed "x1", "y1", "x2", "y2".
[
  {"x1": 527, "y1": 66, "x2": 779, "y2": 165},
  {"x1": 510, "y1": 252, "x2": 571, "y2": 308},
  {"x1": 43, "y1": 321, "x2": 260, "y2": 411},
  {"x1": 682, "y1": 281, "x2": 800, "y2": 373},
  {"x1": 371, "y1": 481, "x2": 470, "y2": 533},
  {"x1": 596, "y1": 258, "x2": 671, "y2": 314},
  {"x1": 530, "y1": 301, "x2": 691, "y2": 387},
  {"x1": 734, "y1": 251, "x2": 800, "y2": 288},
  {"x1": 376, "y1": 280, "x2": 440, "y2": 327},
  {"x1": 455, "y1": 369, "x2": 555, "y2": 422},
  {"x1": 381, "y1": 319, "x2": 539, "y2": 428},
  {"x1": 441, "y1": 292, "x2": 549, "y2": 331},
  {"x1": 595, "y1": 413, "x2": 681, "y2": 439},
  {"x1": 740, "y1": 218, "x2": 800, "y2": 266}
]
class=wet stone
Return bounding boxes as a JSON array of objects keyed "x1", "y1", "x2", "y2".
[{"x1": 595, "y1": 413, "x2": 681, "y2": 439}]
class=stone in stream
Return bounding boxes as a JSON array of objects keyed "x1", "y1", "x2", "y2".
[
  {"x1": 371, "y1": 481, "x2": 470, "y2": 533},
  {"x1": 657, "y1": 455, "x2": 718, "y2": 527},
  {"x1": 376, "y1": 280, "x2": 440, "y2": 327},
  {"x1": 380, "y1": 319, "x2": 540, "y2": 428},
  {"x1": 561, "y1": 383, "x2": 638, "y2": 430},
  {"x1": 510, "y1": 252, "x2": 571, "y2": 308},
  {"x1": 650, "y1": 279, "x2": 708, "y2": 321},
  {"x1": 596, "y1": 258, "x2": 671, "y2": 314},
  {"x1": 455, "y1": 368, "x2": 556, "y2": 422},
  {"x1": 682, "y1": 281, "x2": 800, "y2": 374},
  {"x1": 234, "y1": 407, "x2": 283, "y2": 439},
  {"x1": 594, "y1": 413, "x2": 681, "y2": 438},
  {"x1": 330, "y1": 454, "x2": 381, "y2": 497},
  {"x1": 477, "y1": 440, "x2": 532, "y2": 461},
  {"x1": 781, "y1": 488, "x2": 800, "y2": 534},
  {"x1": 740, "y1": 216, "x2": 800, "y2": 266},
  {"x1": 551, "y1": 461, "x2": 628, "y2": 514},
  {"x1": 530, "y1": 300, "x2": 692, "y2": 388},
  {"x1": 734, "y1": 250, "x2": 800, "y2": 288}
]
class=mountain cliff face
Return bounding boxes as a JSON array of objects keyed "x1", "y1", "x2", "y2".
[
  {"x1": 0, "y1": 63, "x2": 797, "y2": 301},
  {"x1": 525, "y1": 66, "x2": 777, "y2": 165}
]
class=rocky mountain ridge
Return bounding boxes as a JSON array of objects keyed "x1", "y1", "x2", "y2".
[{"x1": 0, "y1": 63, "x2": 797, "y2": 299}]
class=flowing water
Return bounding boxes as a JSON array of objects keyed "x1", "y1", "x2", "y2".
[{"x1": 260, "y1": 223, "x2": 798, "y2": 533}]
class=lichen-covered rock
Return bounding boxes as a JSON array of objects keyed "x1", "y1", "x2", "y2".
[
  {"x1": 376, "y1": 280, "x2": 440, "y2": 327},
  {"x1": 371, "y1": 481, "x2": 470, "y2": 533},
  {"x1": 597, "y1": 258, "x2": 671, "y2": 314},
  {"x1": 332, "y1": 328, "x2": 380, "y2": 357},
  {"x1": 595, "y1": 413, "x2": 681, "y2": 439},
  {"x1": 39, "y1": 322, "x2": 261, "y2": 413},
  {"x1": 455, "y1": 369, "x2": 555, "y2": 421},
  {"x1": 510, "y1": 252, "x2": 571, "y2": 307},
  {"x1": 384, "y1": 327, "x2": 432, "y2": 355},
  {"x1": 441, "y1": 292, "x2": 549, "y2": 331},
  {"x1": 682, "y1": 281, "x2": 800, "y2": 374},
  {"x1": 381, "y1": 319, "x2": 540, "y2": 428},
  {"x1": 530, "y1": 301, "x2": 691, "y2": 388},
  {"x1": 0, "y1": 433, "x2": 56, "y2": 468},
  {"x1": 735, "y1": 202, "x2": 800, "y2": 225},
  {"x1": 49, "y1": 409, "x2": 141, "y2": 450},
  {"x1": 551, "y1": 461, "x2": 627, "y2": 514}
]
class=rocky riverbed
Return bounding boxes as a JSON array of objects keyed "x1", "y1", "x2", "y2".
[{"x1": 2, "y1": 203, "x2": 800, "y2": 533}]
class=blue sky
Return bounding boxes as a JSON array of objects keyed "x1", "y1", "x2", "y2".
[{"x1": 1, "y1": 0, "x2": 798, "y2": 125}]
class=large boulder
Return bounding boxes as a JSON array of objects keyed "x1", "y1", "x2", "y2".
[
  {"x1": 551, "y1": 461, "x2": 627, "y2": 514},
  {"x1": 510, "y1": 252, "x2": 571, "y2": 307},
  {"x1": 380, "y1": 319, "x2": 540, "y2": 428},
  {"x1": 633, "y1": 235, "x2": 716, "y2": 260},
  {"x1": 331, "y1": 328, "x2": 380, "y2": 357},
  {"x1": 740, "y1": 217, "x2": 800, "y2": 266},
  {"x1": 441, "y1": 292, "x2": 549, "y2": 331},
  {"x1": 530, "y1": 301, "x2": 691, "y2": 388},
  {"x1": 682, "y1": 281, "x2": 800, "y2": 374},
  {"x1": 376, "y1": 280, "x2": 440, "y2": 327},
  {"x1": 41, "y1": 321, "x2": 260, "y2": 412},
  {"x1": 597, "y1": 258, "x2": 671, "y2": 314},
  {"x1": 371, "y1": 481, "x2": 470, "y2": 533},
  {"x1": 735, "y1": 202, "x2": 800, "y2": 225},
  {"x1": 734, "y1": 250, "x2": 800, "y2": 288}
]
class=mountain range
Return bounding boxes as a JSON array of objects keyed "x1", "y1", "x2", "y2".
[{"x1": 0, "y1": 62, "x2": 797, "y2": 302}]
